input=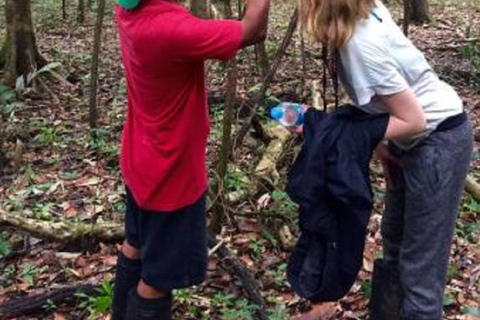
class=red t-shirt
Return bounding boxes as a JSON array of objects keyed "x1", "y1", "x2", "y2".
[{"x1": 116, "y1": 1, "x2": 243, "y2": 211}]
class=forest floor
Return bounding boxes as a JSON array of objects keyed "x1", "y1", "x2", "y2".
[{"x1": 0, "y1": 0, "x2": 479, "y2": 319}]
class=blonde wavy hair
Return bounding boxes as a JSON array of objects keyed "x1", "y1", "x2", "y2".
[{"x1": 299, "y1": 0, "x2": 376, "y2": 48}]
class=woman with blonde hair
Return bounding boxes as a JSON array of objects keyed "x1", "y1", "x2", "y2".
[{"x1": 296, "y1": 0, "x2": 472, "y2": 320}]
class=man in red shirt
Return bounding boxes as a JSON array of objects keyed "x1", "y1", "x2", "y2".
[{"x1": 112, "y1": 0, "x2": 270, "y2": 319}]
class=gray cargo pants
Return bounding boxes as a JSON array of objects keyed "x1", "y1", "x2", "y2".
[{"x1": 381, "y1": 119, "x2": 473, "y2": 320}]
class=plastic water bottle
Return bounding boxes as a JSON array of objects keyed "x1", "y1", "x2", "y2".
[{"x1": 270, "y1": 103, "x2": 306, "y2": 127}]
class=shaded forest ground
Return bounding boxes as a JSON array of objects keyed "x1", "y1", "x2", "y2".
[{"x1": 0, "y1": 0, "x2": 479, "y2": 319}]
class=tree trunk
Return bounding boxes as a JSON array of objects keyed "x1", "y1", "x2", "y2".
[
  {"x1": 62, "y1": 0, "x2": 67, "y2": 19},
  {"x1": 403, "y1": 0, "x2": 410, "y2": 36},
  {"x1": 191, "y1": 0, "x2": 209, "y2": 18},
  {"x1": 78, "y1": 0, "x2": 85, "y2": 23},
  {"x1": 1, "y1": 0, "x2": 46, "y2": 86},
  {"x1": 255, "y1": 41, "x2": 269, "y2": 78},
  {"x1": 88, "y1": 0, "x2": 106, "y2": 130},
  {"x1": 209, "y1": 0, "x2": 237, "y2": 234},
  {"x1": 409, "y1": 0, "x2": 431, "y2": 24}
]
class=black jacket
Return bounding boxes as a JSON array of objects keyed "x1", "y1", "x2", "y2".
[{"x1": 286, "y1": 105, "x2": 388, "y2": 302}]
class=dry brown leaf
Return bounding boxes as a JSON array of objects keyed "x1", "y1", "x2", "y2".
[
  {"x1": 61, "y1": 201, "x2": 78, "y2": 218},
  {"x1": 103, "y1": 255, "x2": 117, "y2": 266}
]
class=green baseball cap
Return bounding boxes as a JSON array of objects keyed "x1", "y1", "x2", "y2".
[{"x1": 117, "y1": 0, "x2": 141, "y2": 10}]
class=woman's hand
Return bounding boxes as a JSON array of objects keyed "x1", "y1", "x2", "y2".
[{"x1": 375, "y1": 142, "x2": 400, "y2": 184}]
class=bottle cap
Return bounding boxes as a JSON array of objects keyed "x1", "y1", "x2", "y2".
[
  {"x1": 270, "y1": 107, "x2": 284, "y2": 120},
  {"x1": 118, "y1": 0, "x2": 141, "y2": 10}
]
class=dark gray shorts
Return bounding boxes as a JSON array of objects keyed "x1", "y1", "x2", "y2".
[{"x1": 125, "y1": 189, "x2": 208, "y2": 290}]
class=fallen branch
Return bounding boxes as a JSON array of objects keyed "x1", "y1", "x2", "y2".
[
  {"x1": 0, "y1": 212, "x2": 268, "y2": 319},
  {"x1": 0, "y1": 284, "x2": 95, "y2": 319},
  {"x1": 465, "y1": 175, "x2": 480, "y2": 203},
  {"x1": 87, "y1": 0, "x2": 106, "y2": 130},
  {"x1": 234, "y1": 9, "x2": 298, "y2": 151},
  {"x1": 254, "y1": 126, "x2": 292, "y2": 184},
  {"x1": 0, "y1": 210, "x2": 124, "y2": 243},
  {"x1": 207, "y1": 234, "x2": 268, "y2": 320}
]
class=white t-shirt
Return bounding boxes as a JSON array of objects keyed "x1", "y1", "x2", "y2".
[{"x1": 339, "y1": 1, "x2": 463, "y2": 149}]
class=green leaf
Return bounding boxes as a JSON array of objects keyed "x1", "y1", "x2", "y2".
[
  {"x1": 362, "y1": 280, "x2": 372, "y2": 299},
  {"x1": 461, "y1": 306, "x2": 480, "y2": 317},
  {"x1": 93, "y1": 295, "x2": 112, "y2": 313},
  {"x1": 466, "y1": 198, "x2": 480, "y2": 213},
  {"x1": 443, "y1": 295, "x2": 455, "y2": 306},
  {"x1": 36, "y1": 62, "x2": 62, "y2": 75},
  {"x1": 0, "y1": 235, "x2": 11, "y2": 257}
]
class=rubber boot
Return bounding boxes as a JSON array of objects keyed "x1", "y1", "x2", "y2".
[
  {"x1": 370, "y1": 258, "x2": 403, "y2": 320},
  {"x1": 126, "y1": 289, "x2": 173, "y2": 320},
  {"x1": 112, "y1": 252, "x2": 142, "y2": 320}
]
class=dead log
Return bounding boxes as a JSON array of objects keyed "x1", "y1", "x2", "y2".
[
  {"x1": 0, "y1": 284, "x2": 95, "y2": 319},
  {"x1": 465, "y1": 175, "x2": 480, "y2": 203},
  {"x1": 0, "y1": 212, "x2": 268, "y2": 319},
  {"x1": 0, "y1": 210, "x2": 124, "y2": 243},
  {"x1": 254, "y1": 126, "x2": 291, "y2": 184}
]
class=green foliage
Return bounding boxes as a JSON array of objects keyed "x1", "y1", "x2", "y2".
[
  {"x1": 211, "y1": 294, "x2": 260, "y2": 320},
  {"x1": 0, "y1": 85, "x2": 22, "y2": 117},
  {"x1": 456, "y1": 221, "x2": 480, "y2": 243},
  {"x1": 269, "y1": 190, "x2": 298, "y2": 222},
  {"x1": 1, "y1": 265, "x2": 16, "y2": 287},
  {"x1": 173, "y1": 288, "x2": 190, "y2": 299},
  {"x1": 3, "y1": 265, "x2": 16, "y2": 278},
  {"x1": 90, "y1": 128, "x2": 118, "y2": 157},
  {"x1": 0, "y1": 85, "x2": 16, "y2": 105},
  {"x1": 42, "y1": 299, "x2": 57, "y2": 312},
  {"x1": 460, "y1": 40, "x2": 480, "y2": 70},
  {"x1": 32, "y1": 202, "x2": 53, "y2": 220},
  {"x1": 15, "y1": 62, "x2": 63, "y2": 93},
  {"x1": 220, "y1": 298, "x2": 257, "y2": 320},
  {"x1": 62, "y1": 170, "x2": 79, "y2": 180},
  {"x1": 267, "y1": 305, "x2": 289, "y2": 320},
  {"x1": 465, "y1": 198, "x2": 480, "y2": 213},
  {"x1": 447, "y1": 264, "x2": 461, "y2": 280},
  {"x1": 225, "y1": 170, "x2": 249, "y2": 193},
  {"x1": 249, "y1": 238, "x2": 266, "y2": 259},
  {"x1": 265, "y1": 40, "x2": 280, "y2": 59},
  {"x1": 21, "y1": 264, "x2": 43, "y2": 286},
  {"x1": 265, "y1": 263, "x2": 287, "y2": 288},
  {"x1": 443, "y1": 294, "x2": 456, "y2": 306},
  {"x1": 362, "y1": 280, "x2": 372, "y2": 299},
  {"x1": 211, "y1": 109, "x2": 225, "y2": 139},
  {"x1": 461, "y1": 306, "x2": 480, "y2": 317},
  {"x1": 76, "y1": 279, "x2": 113, "y2": 319},
  {"x1": 0, "y1": 234, "x2": 11, "y2": 257},
  {"x1": 34, "y1": 124, "x2": 65, "y2": 146}
]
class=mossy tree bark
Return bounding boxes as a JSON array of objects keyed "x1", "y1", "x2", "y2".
[{"x1": 1, "y1": 0, "x2": 46, "y2": 86}]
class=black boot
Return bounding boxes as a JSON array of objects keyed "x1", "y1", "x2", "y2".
[
  {"x1": 126, "y1": 289, "x2": 173, "y2": 320},
  {"x1": 370, "y1": 258, "x2": 403, "y2": 320},
  {"x1": 112, "y1": 252, "x2": 142, "y2": 320}
]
